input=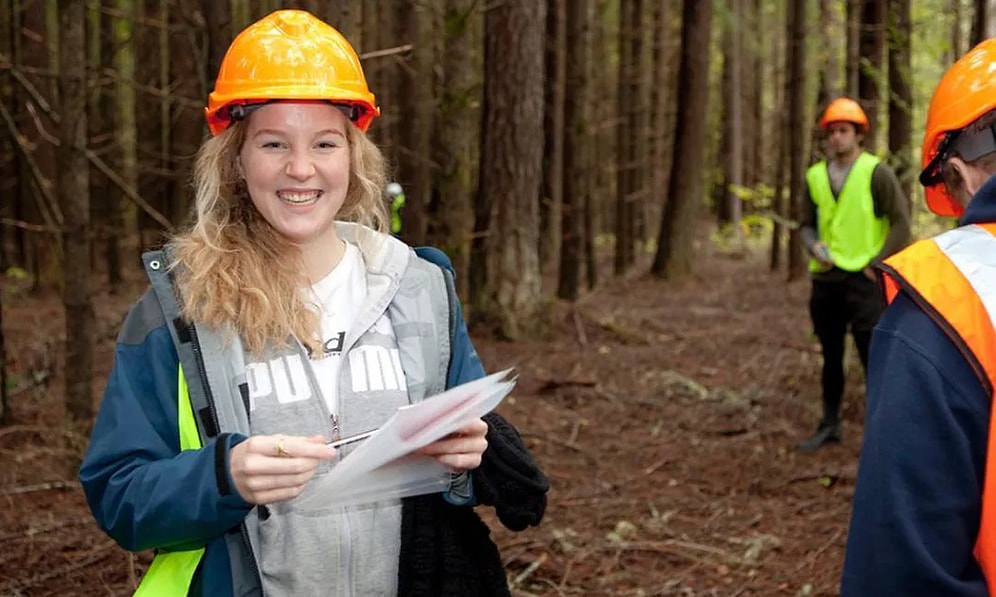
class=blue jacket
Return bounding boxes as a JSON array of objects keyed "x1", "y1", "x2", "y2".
[
  {"x1": 841, "y1": 176, "x2": 996, "y2": 596},
  {"x1": 79, "y1": 247, "x2": 531, "y2": 596}
]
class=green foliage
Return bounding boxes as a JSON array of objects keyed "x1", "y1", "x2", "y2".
[{"x1": 2, "y1": 267, "x2": 33, "y2": 299}]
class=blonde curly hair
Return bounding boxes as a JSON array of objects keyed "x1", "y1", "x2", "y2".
[{"x1": 170, "y1": 115, "x2": 389, "y2": 354}]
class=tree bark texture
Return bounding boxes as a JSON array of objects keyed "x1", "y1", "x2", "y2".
[
  {"x1": 479, "y1": 0, "x2": 546, "y2": 339},
  {"x1": 652, "y1": 0, "x2": 712, "y2": 279},
  {"x1": 787, "y1": 0, "x2": 808, "y2": 280},
  {"x1": 432, "y1": 0, "x2": 482, "y2": 297},
  {"x1": 58, "y1": 0, "x2": 94, "y2": 424},
  {"x1": 558, "y1": 0, "x2": 592, "y2": 300},
  {"x1": 541, "y1": 0, "x2": 565, "y2": 273},
  {"x1": 888, "y1": 0, "x2": 913, "y2": 206}
]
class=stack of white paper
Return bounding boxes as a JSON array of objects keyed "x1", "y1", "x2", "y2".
[{"x1": 295, "y1": 368, "x2": 516, "y2": 510}]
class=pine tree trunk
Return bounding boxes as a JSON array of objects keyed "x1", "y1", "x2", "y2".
[
  {"x1": 169, "y1": 0, "x2": 205, "y2": 229},
  {"x1": 394, "y1": 0, "x2": 433, "y2": 245},
  {"x1": 845, "y1": 0, "x2": 861, "y2": 97},
  {"x1": 433, "y1": 0, "x2": 482, "y2": 297},
  {"x1": 59, "y1": 0, "x2": 94, "y2": 425},
  {"x1": 858, "y1": 0, "x2": 886, "y2": 151},
  {"x1": 652, "y1": 0, "x2": 712, "y2": 279},
  {"x1": 786, "y1": 0, "x2": 808, "y2": 280},
  {"x1": 972, "y1": 0, "x2": 996, "y2": 43},
  {"x1": 479, "y1": 0, "x2": 546, "y2": 339},
  {"x1": 724, "y1": 0, "x2": 743, "y2": 251},
  {"x1": 540, "y1": 0, "x2": 565, "y2": 273},
  {"x1": 614, "y1": 0, "x2": 636, "y2": 274},
  {"x1": 0, "y1": 0, "x2": 16, "y2": 269},
  {"x1": 888, "y1": 0, "x2": 913, "y2": 206},
  {"x1": 558, "y1": 0, "x2": 592, "y2": 300},
  {"x1": 951, "y1": 0, "x2": 963, "y2": 64}
]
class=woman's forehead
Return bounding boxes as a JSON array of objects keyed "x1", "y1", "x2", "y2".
[{"x1": 247, "y1": 101, "x2": 348, "y2": 132}]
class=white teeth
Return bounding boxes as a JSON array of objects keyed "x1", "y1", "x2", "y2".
[{"x1": 278, "y1": 191, "x2": 321, "y2": 204}]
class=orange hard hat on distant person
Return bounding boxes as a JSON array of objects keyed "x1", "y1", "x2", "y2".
[
  {"x1": 818, "y1": 98, "x2": 869, "y2": 132},
  {"x1": 919, "y1": 38, "x2": 996, "y2": 217},
  {"x1": 204, "y1": 9, "x2": 379, "y2": 136}
]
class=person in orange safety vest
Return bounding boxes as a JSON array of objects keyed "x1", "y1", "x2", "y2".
[{"x1": 842, "y1": 39, "x2": 996, "y2": 595}]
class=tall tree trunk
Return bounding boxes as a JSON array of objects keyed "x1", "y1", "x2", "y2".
[
  {"x1": 972, "y1": 0, "x2": 996, "y2": 43},
  {"x1": 951, "y1": 0, "x2": 964, "y2": 63},
  {"x1": 651, "y1": 0, "x2": 712, "y2": 279},
  {"x1": 858, "y1": 0, "x2": 886, "y2": 151},
  {"x1": 169, "y1": 0, "x2": 206, "y2": 229},
  {"x1": 0, "y1": 0, "x2": 8, "y2": 421},
  {"x1": 845, "y1": 0, "x2": 861, "y2": 97},
  {"x1": 20, "y1": 0, "x2": 61, "y2": 290},
  {"x1": 614, "y1": 0, "x2": 637, "y2": 274},
  {"x1": 823, "y1": 0, "x2": 844, "y2": 99},
  {"x1": 648, "y1": 0, "x2": 673, "y2": 244},
  {"x1": 0, "y1": 0, "x2": 16, "y2": 270},
  {"x1": 324, "y1": 1, "x2": 363, "y2": 45},
  {"x1": 394, "y1": 1, "x2": 433, "y2": 246},
  {"x1": 134, "y1": 0, "x2": 168, "y2": 256},
  {"x1": 589, "y1": 0, "x2": 615, "y2": 281},
  {"x1": 558, "y1": 0, "x2": 591, "y2": 300},
  {"x1": 540, "y1": 0, "x2": 565, "y2": 273},
  {"x1": 432, "y1": 0, "x2": 482, "y2": 297},
  {"x1": 478, "y1": 0, "x2": 546, "y2": 339},
  {"x1": 58, "y1": 0, "x2": 93, "y2": 425},
  {"x1": 770, "y1": 0, "x2": 788, "y2": 272},
  {"x1": 787, "y1": 0, "x2": 808, "y2": 280},
  {"x1": 203, "y1": 0, "x2": 232, "y2": 86},
  {"x1": 888, "y1": 0, "x2": 913, "y2": 205},
  {"x1": 724, "y1": 0, "x2": 744, "y2": 251}
]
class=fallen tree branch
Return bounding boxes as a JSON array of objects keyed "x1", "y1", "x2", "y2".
[
  {"x1": 0, "y1": 516, "x2": 93, "y2": 543},
  {"x1": 0, "y1": 480, "x2": 81, "y2": 497}
]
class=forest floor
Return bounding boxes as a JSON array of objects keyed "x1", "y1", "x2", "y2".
[{"x1": 0, "y1": 233, "x2": 866, "y2": 597}]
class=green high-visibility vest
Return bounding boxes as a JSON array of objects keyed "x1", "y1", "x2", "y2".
[
  {"x1": 806, "y1": 152, "x2": 888, "y2": 273},
  {"x1": 133, "y1": 367, "x2": 205, "y2": 596},
  {"x1": 390, "y1": 193, "x2": 406, "y2": 235}
]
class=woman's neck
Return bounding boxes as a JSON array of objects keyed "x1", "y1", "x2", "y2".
[{"x1": 300, "y1": 232, "x2": 347, "y2": 284}]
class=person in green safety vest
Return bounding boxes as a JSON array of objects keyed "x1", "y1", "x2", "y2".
[
  {"x1": 796, "y1": 97, "x2": 911, "y2": 453},
  {"x1": 387, "y1": 181, "x2": 405, "y2": 235}
]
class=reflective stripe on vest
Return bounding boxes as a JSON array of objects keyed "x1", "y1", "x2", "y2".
[
  {"x1": 881, "y1": 223, "x2": 996, "y2": 592},
  {"x1": 133, "y1": 366, "x2": 205, "y2": 596},
  {"x1": 806, "y1": 152, "x2": 888, "y2": 273}
]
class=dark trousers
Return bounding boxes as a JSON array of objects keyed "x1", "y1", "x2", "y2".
[{"x1": 809, "y1": 273, "x2": 883, "y2": 425}]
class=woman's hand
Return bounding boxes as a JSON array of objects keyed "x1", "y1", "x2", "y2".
[
  {"x1": 229, "y1": 434, "x2": 335, "y2": 505},
  {"x1": 417, "y1": 418, "x2": 489, "y2": 472}
]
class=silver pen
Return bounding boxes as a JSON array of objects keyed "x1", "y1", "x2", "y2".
[{"x1": 326, "y1": 428, "x2": 377, "y2": 449}]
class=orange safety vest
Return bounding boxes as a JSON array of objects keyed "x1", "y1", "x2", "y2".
[{"x1": 880, "y1": 222, "x2": 996, "y2": 592}]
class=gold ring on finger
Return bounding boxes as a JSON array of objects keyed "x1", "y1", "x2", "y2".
[{"x1": 275, "y1": 439, "x2": 291, "y2": 458}]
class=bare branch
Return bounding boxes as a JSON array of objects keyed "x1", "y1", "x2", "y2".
[
  {"x1": 359, "y1": 44, "x2": 414, "y2": 60},
  {"x1": 0, "y1": 102, "x2": 64, "y2": 229}
]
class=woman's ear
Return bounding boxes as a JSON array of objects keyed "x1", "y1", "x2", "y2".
[{"x1": 235, "y1": 155, "x2": 245, "y2": 180}]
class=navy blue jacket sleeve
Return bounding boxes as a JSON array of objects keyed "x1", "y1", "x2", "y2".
[
  {"x1": 841, "y1": 292, "x2": 989, "y2": 596},
  {"x1": 79, "y1": 292, "x2": 253, "y2": 553}
]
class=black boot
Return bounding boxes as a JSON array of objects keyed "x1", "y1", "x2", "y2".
[{"x1": 796, "y1": 421, "x2": 842, "y2": 453}]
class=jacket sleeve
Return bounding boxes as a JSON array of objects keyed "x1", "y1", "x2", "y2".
[
  {"x1": 79, "y1": 290, "x2": 253, "y2": 553},
  {"x1": 841, "y1": 292, "x2": 988, "y2": 596}
]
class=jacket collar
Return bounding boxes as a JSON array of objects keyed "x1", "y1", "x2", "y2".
[{"x1": 961, "y1": 175, "x2": 996, "y2": 225}]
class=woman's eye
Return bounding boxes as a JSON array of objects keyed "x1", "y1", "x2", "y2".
[
  {"x1": 261, "y1": 141, "x2": 284, "y2": 149},
  {"x1": 316, "y1": 141, "x2": 338, "y2": 149}
]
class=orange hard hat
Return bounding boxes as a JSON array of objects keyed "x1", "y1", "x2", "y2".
[
  {"x1": 818, "y1": 98, "x2": 869, "y2": 132},
  {"x1": 919, "y1": 39, "x2": 996, "y2": 217},
  {"x1": 204, "y1": 10, "x2": 379, "y2": 136}
]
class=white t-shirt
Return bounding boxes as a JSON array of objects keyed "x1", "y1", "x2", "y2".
[{"x1": 306, "y1": 241, "x2": 367, "y2": 414}]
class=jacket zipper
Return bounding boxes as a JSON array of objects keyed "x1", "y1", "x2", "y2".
[{"x1": 189, "y1": 323, "x2": 262, "y2": 587}]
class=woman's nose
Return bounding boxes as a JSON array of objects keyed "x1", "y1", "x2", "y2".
[{"x1": 285, "y1": 149, "x2": 315, "y2": 180}]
